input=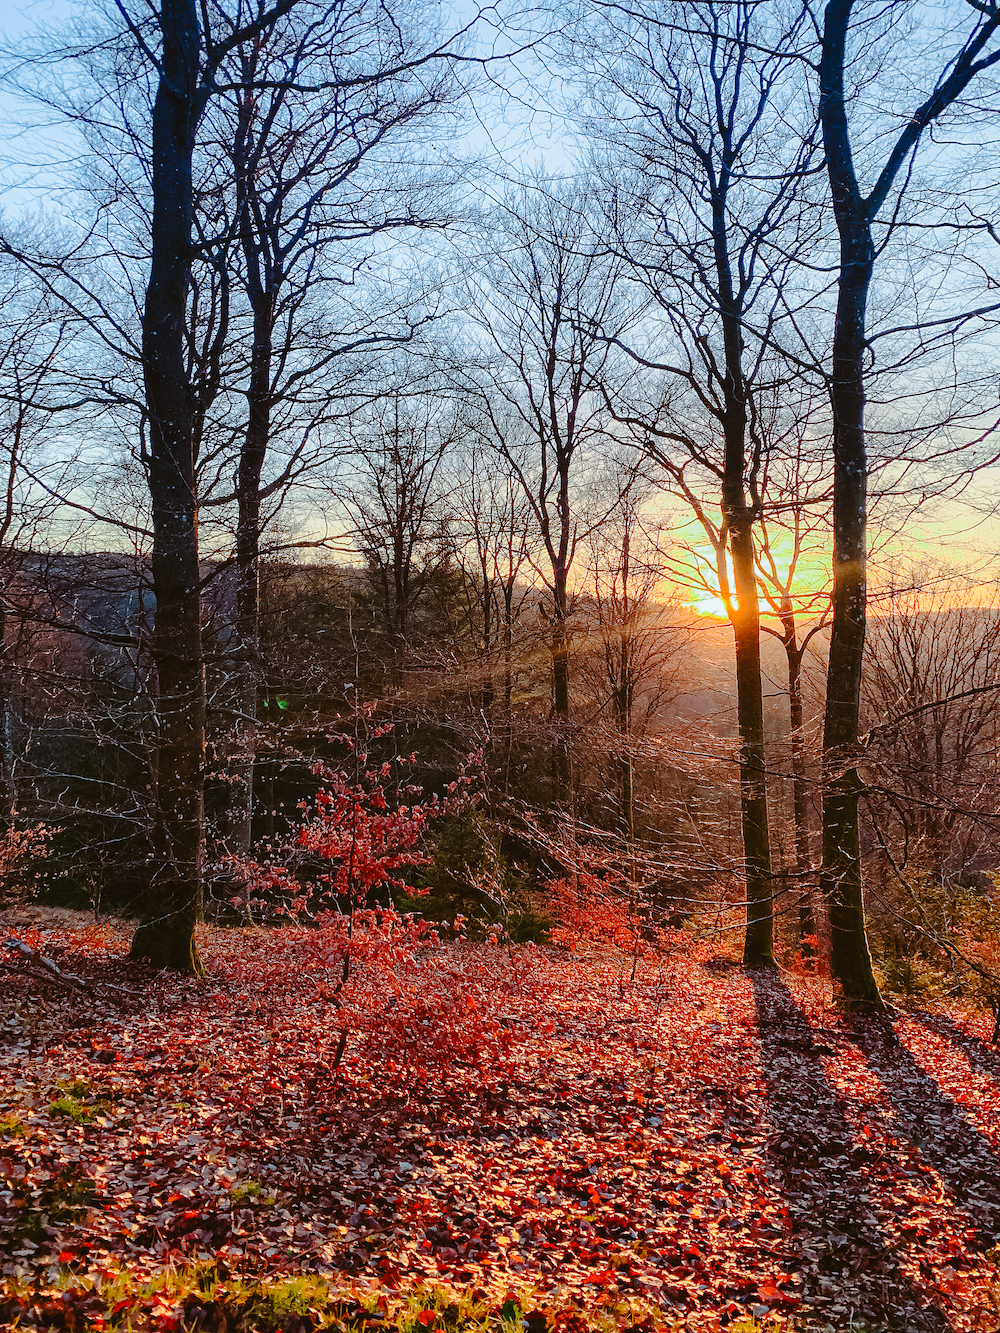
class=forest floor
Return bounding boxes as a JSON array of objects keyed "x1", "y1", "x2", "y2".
[{"x1": 3, "y1": 917, "x2": 1000, "y2": 1333}]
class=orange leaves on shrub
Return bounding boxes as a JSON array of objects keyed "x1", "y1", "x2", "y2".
[
  {"x1": 546, "y1": 873, "x2": 642, "y2": 955},
  {"x1": 0, "y1": 820, "x2": 55, "y2": 905},
  {"x1": 295, "y1": 765, "x2": 441, "y2": 902},
  {"x1": 219, "y1": 742, "x2": 487, "y2": 1078}
]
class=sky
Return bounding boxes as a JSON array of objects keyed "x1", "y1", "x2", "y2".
[
  {"x1": 2, "y1": 0, "x2": 1000, "y2": 614},
  {"x1": 0, "y1": 0, "x2": 85, "y2": 216},
  {"x1": 0, "y1": 0, "x2": 576, "y2": 219}
]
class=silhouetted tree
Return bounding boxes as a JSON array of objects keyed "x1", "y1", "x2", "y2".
[{"x1": 816, "y1": 0, "x2": 1000, "y2": 1006}]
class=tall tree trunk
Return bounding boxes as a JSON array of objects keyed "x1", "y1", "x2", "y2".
[
  {"x1": 480, "y1": 554, "x2": 495, "y2": 714},
  {"x1": 501, "y1": 581, "x2": 514, "y2": 796},
  {"x1": 711, "y1": 139, "x2": 775, "y2": 969},
  {"x1": 781, "y1": 606, "x2": 815, "y2": 950},
  {"x1": 715, "y1": 212, "x2": 774, "y2": 968},
  {"x1": 730, "y1": 521, "x2": 774, "y2": 968},
  {"x1": 0, "y1": 597, "x2": 14, "y2": 831},
  {"x1": 129, "y1": 0, "x2": 206, "y2": 972},
  {"x1": 816, "y1": 0, "x2": 1000, "y2": 1005},
  {"x1": 613, "y1": 633, "x2": 635, "y2": 844},
  {"x1": 228, "y1": 282, "x2": 271, "y2": 853},
  {"x1": 819, "y1": 220, "x2": 880, "y2": 1005},
  {"x1": 819, "y1": 1, "x2": 881, "y2": 1007},
  {"x1": 551, "y1": 564, "x2": 571, "y2": 800}
]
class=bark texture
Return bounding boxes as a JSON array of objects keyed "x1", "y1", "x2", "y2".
[
  {"x1": 716, "y1": 192, "x2": 774, "y2": 970},
  {"x1": 817, "y1": 0, "x2": 1000, "y2": 1005},
  {"x1": 779, "y1": 603, "x2": 816, "y2": 949},
  {"x1": 130, "y1": 0, "x2": 207, "y2": 973},
  {"x1": 131, "y1": 0, "x2": 299, "y2": 967}
]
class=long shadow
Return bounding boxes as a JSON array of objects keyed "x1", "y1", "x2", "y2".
[
  {"x1": 845, "y1": 1010, "x2": 1000, "y2": 1246},
  {"x1": 751, "y1": 972, "x2": 948, "y2": 1332},
  {"x1": 910, "y1": 1008, "x2": 1000, "y2": 1085}
]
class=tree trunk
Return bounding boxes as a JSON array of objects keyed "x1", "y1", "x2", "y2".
[
  {"x1": 731, "y1": 521, "x2": 775, "y2": 968},
  {"x1": 551, "y1": 564, "x2": 571, "y2": 800},
  {"x1": 0, "y1": 596, "x2": 15, "y2": 831},
  {"x1": 129, "y1": 0, "x2": 206, "y2": 973},
  {"x1": 817, "y1": 0, "x2": 1000, "y2": 1005},
  {"x1": 710, "y1": 146, "x2": 775, "y2": 969},
  {"x1": 819, "y1": 0, "x2": 881, "y2": 1008},
  {"x1": 480, "y1": 555, "x2": 495, "y2": 714},
  {"x1": 614, "y1": 632, "x2": 635, "y2": 844},
  {"x1": 228, "y1": 280, "x2": 272, "y2": 853},
  {"x1": 820, "y1": 232, "x2": 880, "y2": 1003},
  {"x1": 229, "y1": 449, "x2": 264, "y2": 854},
  {"x1": 781, "y1": 609, "x2": 816, "y2": 951},
  {"x1": 502, "y1": 581, "x2": 514, "y2": 796}
]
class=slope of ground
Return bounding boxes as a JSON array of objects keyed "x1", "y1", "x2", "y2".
[{"x1": 3, "y1": 922, "x2": 1000, "y2": 1331}]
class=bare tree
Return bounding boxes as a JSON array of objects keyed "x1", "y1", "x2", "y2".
[
  {"x1": 579, "y1": 468, "x2": 687, "y2": 842},
  {"x1": 1, "y1": 0, "x2": 489, "y2": 969},
  {"x1": 864, "y1": 583, "x2": 1000, "y2": 900},
  {"x1": 754, "y1": 421, "x2": 832, "y2": 950},
  {"x1": 0, "y1": 278, "x2": 82, "y2": 829},
  {"x1": 340, "y1": 382, "x2": 458, "y2": 668},
  {"x1": 576, "y1": 0, "x2": 820, "y2": 967},
  {"x1": 191, "y1": 0, "x2": 463, "y2": 855},
  {"x1": 815, "y1": 0, "x2": 1000, "y2": 1006},
  {"x1": 451, "y1": 433, "x2": 534, "y2": 719},
  {"x1": 459, "y1": 183, "x2": 634, "y2": 798}
]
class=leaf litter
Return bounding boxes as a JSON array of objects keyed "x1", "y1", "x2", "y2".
[{"x1": 3, "y1": 923, "x2": 1000, "y2": 1330}]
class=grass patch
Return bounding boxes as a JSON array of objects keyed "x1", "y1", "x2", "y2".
[
  {"x1": 0, "y1": 1109, "x2": 26, "y2": 1137},
  {"x1": 0, "y1": 1265, "x2": 809, "y2": 1332},
  {"x1": 230, "y1": 1178, "x2": 274, "y2": 1206},
  {"x1": 48, "y1": 1094, "x2": 98, "y2": 1123},
  {"x1": 47, "y1": 1078, "x2": 118, "y2": 1124}
]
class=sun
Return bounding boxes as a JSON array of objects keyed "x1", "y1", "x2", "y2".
[{"x1": 688, "y1": 588, "x2": 732, "y2": 619}]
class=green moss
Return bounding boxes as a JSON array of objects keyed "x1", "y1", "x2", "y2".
[
  {"x1": 48, "y1": 1078, "x2": 118, "y2": 1124},
  {"x1": 238, "y1": 1273, "x2": 335, "y2": 1328},
  {"x1": 49, "y1": 1095, "x2": 97, "y2": 1123},
  {"x1": 0, "y1": 1110, "x2": 26, "y2": 1137},
  {"x1": 230, "y1": 1178, "x2": 275, "y2": 1205}
]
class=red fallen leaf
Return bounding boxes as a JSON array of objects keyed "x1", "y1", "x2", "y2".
[
  {"x1": 58, "y1": 1251, "x2": 76, "y2": 1263},
  {"x1": 417, "y1": 1312, "x2": 437, "y2": 1327},
  {"x1": 584, "y1": 1269, "x2": 616, "y2": 1287},
  {"x1": 757, "y1": 1277, "x2": 799, "y2": 1306}
]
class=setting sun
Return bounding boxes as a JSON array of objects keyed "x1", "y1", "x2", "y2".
[{"x1": 688, "y1": 588, "x2": 732, "y2": 619}]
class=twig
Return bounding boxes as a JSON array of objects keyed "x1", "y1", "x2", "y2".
[{"x1": 3, "y1": 936, "x2": 143, "y2": 1002}]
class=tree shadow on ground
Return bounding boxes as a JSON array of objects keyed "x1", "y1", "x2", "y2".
[
  {"x1": 843, "y1": 1008, "x2": 1000, "y2": 1248},
  {"x1": 751, "y1": 971, "x2": 947, "y2": 1331},
  {"x1": 910, "y1": 1008, "x2": 1000, "y2": 1083}
]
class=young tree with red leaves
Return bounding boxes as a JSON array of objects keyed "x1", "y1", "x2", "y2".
[{"x1": 1, "y1": 0, "x2": 493, "y2": 971}]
